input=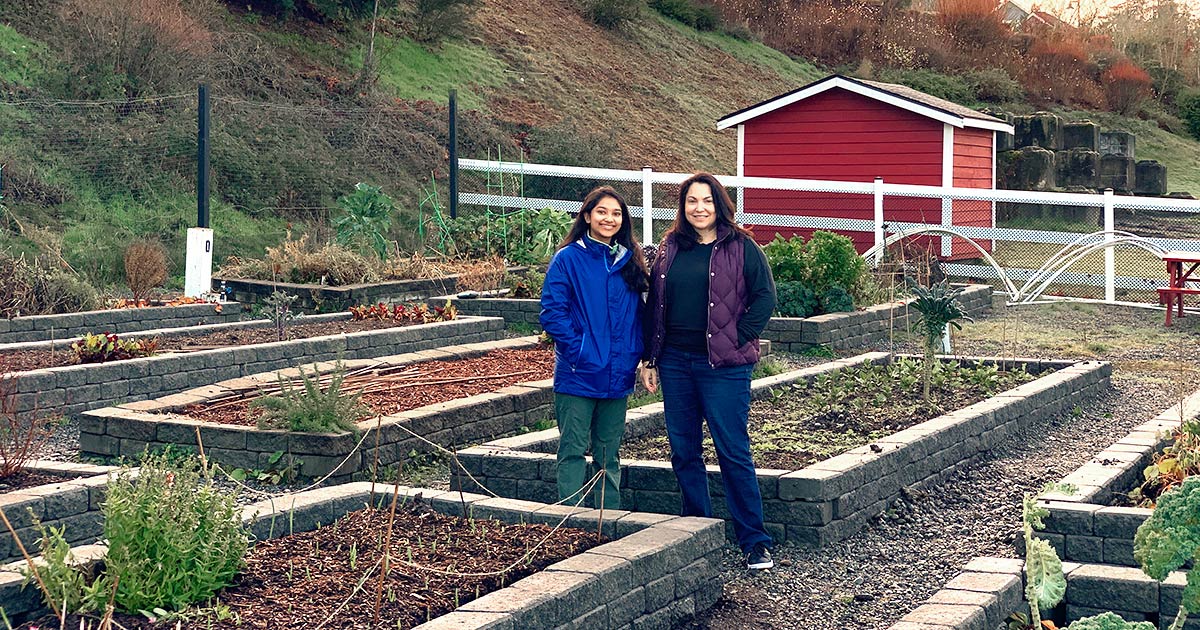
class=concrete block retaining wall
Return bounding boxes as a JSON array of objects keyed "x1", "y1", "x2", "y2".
[
  {"x1": 1033, "y1": 389, "x2": 1200, "y2": 567},
  {"x1": 79, "y1": 337, "x2": 553, "y2": 481},
  {"x1": 442, "y1": 284, "x2": 993, "y2": 351},
  {"x1": 455, "y1": 354, "x2": 1110, "y2": 546},
  {"x1": 0, "y1": 461, "x2": 116, "y2": 565},
  {"x1": 889, "y1": 557, "x2": 1200, "y2": 630},
  {"x1": 763, "y1": 284, "x2": 993, "y2": 352},
  {"x1": 6, "y1": 316, "x2": 504, "y2": 422},
  {"x1": 0, "y1": 302, "x2": 245, "y2": 344},
  {"x1": 0, "y1": 482, "x2": 724, "y2": 629}
]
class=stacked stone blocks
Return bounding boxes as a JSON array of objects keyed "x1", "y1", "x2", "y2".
[
  {"x1": 0, "y1": 302, "x2": 245, "y2": 344},
  {"x1": 0, "y1": 461, "x2": 116, "y2": 565}
]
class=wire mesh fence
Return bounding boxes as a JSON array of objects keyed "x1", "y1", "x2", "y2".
[{"x1": 457, "y1": 159, "x2": 1200, "y2": 307}]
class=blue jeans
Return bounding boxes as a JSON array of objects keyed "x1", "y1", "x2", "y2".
[{"x1": 658, "y1": 346, "x2": 772, "y2": 553}]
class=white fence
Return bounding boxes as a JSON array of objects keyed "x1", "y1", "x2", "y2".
[{"x1": 457, "y1": 158, "x2": 1200, "y2": 305}]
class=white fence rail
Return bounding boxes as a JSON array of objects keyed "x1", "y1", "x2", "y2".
[{"x1": 457, "y1": 158, "x2": 1200, "y2": 305}]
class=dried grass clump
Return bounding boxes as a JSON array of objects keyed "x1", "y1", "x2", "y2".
[
  {"x1": 217, "y1": 234, "x2": 381, "y2": 286},
  {"x1": 124, "y1": 240, "x2": 169, "y2": 305},
  {"x1": 0, "y1": 252, "x2": 99, "y2": 318},
  {"x1": 454, "y1": 255, "x2": 508, "y2": 292}
]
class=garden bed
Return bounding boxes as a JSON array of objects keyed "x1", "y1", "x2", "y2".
[
  {"x1": 0, "y1": 301, "x2": 245, "y2": 345},
  {"x1": 444, "y1": 283, "x2": 994, "y2": 351},
  {"x1": 79, "y1": 337, "x2": 555, "y2": 481},
  {"x1": 0, "y1": 460, "x2": 116, "y2": 565},
  {"x1": 455, "y1": 353, "x2": 1111, "y2": 546},
  {"x1": 0, "y1": 481, "x2": 725, "y2": 629},
  {"x1": 1032, "y1": 388, "x2": 1200, "y2": 567},
  {"x1": 888, "y1": 556, "x2": 1198, "y2": 630},
  {"x1": 217, "y1": 266, "x2": 525, "y2": 312},
  {"x1": 3, "y1": 316, "x2": 504, "y2": 422},
  {"x1": 3, "y1": 313, "x2": 457, "y2": 372}
]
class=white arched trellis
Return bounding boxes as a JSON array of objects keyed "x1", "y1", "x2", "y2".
[{"x1": 861, "y1": 227, "x2": 1172, "y2": 307}]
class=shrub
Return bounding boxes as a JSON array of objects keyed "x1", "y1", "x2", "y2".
[
  {"x1": 0, "y1": 252, "x2": 99, "y2": 318},
  {"x1": 805, "y1": 230, "x2": 866, "y2": 299},
  {"x1": 775, "y1": 281, "x2": 817, "y2": 318},
  {"x1": 1179, "y1": 90, "x2": 1200, "y2": 139},
  {"x1": 71, "y1": 332, "x2": 159, "y2": 363},
  {"x1": 650, "y1": 0, "x2": 720, "y2": 30},
  {"x1": 455, "y1": 255, "x2": 508, "y2": 292},
  {"x1": 935, "y1": 0, "x2": 1009, "y2": 49},
  {"x1": 1103, "y1": 59, "x2": 1153, "y2": 115},
  {"x1": 763, "y1": 234, "x2": 807, "y2": 283},
  {"x1": 965, "y1": 68, "x2": 1024, "y2": 103},
  {"x1": 216, "y1": 233, "x2": 381, "y2": 286},
  {"x1": 253, "y1": 364, "x2": 367, "y2": 433},
  {"x1": 123, "y1": 240, "x2": 168, "y2": 305},
  {"x1": 505, "y1": 269, "x2": 546, "y2": 298},
  {"x1": 877, "y1": 68, "x2": 976, "y2": 105},
  {"x1": 583, "y1": 0, "x2": 640, "y2": 29},
  {"x1": 334, "y1": 182, "x2": 395, "y2": 261},
  {"x1": 30, "y1": 451, "x2": 247, "y2": 614},
  {"x1": 412, "y1": 0, "x2": 479, "y2": 42}
]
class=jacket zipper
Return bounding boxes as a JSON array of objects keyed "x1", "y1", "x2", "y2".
[{"x1": 706, "y1": 237, "x2": 716, "y2": 368}]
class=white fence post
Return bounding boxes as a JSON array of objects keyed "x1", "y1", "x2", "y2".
[
  {"x1": 1104, "y1": 188, "x2": 1115, "y2": 303},
  {"x1": 874, "y1": 177, "x2": 884, "y2": 263},
  {"x1": 641, "y1": 166, "x2": 653, "y2": 246}
]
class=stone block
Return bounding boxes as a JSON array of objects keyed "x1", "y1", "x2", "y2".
[
  {"x1": 1134, "y1": 160, "x2": 1167, "y2": 196},
  {"x1": 1095, "y1": 507, "x2": 1147, "y2": 538},
  {"x1": 1015, "y1": 112, "x2": 1063, "y2": 150},
  {"x1": 899, "y1": 603, "x2": 987, "y2": 630},
  {"x1": 1101, "y1": 155, "x2": 1136, "y2": 192},
  {"x1": 1067, "y1": 564, "x2": 1158, "y2": 612},
  {"x1": 1100, "y1": 131, "x2": 1136, "y2": 158},
  {"x1": 1064, "y1": 535, "x2": 1104, "y2": 563},
  {"x1": 1064, "y1": 121, "x2": 1100, "y2": 150},
  {"x1": 1056, "y1": 148, "x2": 1100, "y2": 189},
  {"x1": 998, "y1": 147, "x2": 1056, "y2": 191},
  {"x1": 588, "y1": 526, "x2": 694, "y2": 585}
]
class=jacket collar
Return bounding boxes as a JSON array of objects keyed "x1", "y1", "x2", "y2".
[{"x1": 575, "y1": 234, "x2": 629, "y2": 265}]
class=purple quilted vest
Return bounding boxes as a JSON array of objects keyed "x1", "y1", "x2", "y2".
[{"x1": 646, "y1": 226, "x2": 761, "y2": 368}]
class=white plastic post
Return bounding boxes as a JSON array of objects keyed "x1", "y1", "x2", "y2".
[
  {"x1": 873, "y1": 177, "x2": 884, "y2": 264},
  {"x1": 1104, "y1": 189, "x2": 1115, "y2": 303},
  {"x1": 641, "y1": 166, "x2": 653, "y2": 246},
  {"x1": 184, "y1": 227, "x2": 214, "y2": 298}
]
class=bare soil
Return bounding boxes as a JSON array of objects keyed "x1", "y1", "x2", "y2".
[
  {"x1": 0, "y1": 470, "x2": 81, "y2": 494},
  {"x1": 622, "y1": 365, "x2": 1034, "y2": 470},
  {"x1": 4, "y1": 318, "x2": 431, "y2": 373},
  {"x1": 181, "y1": 347, "x2": 555, "y2": 427},
  {"x1": 16, "y1": 503, "x2": 602, "y2": 630}
]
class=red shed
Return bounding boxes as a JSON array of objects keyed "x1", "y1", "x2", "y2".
[{"x1": 717, "y1": 74, "x2": 1013, "y2": 259}]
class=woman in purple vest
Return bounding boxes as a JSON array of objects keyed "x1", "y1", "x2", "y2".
[{"x1": 639, "y1": 172, "x2": 777, "y2": 570}]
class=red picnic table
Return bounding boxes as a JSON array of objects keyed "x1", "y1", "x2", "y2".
[{"x1": 1159, "y1": 250, "x2": 1200, "y2": 326}]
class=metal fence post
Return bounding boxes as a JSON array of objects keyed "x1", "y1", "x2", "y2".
[
  {"x1": 641, "y1": 166, "x2": 653, "y2": 245},
  {"x1": 1104, "y1": 188, "x2": 1115, "y2": 303},
  {"x1": 874, "y1": 177, "x2": 884, "y2": 263},
  {"x1": 196, "y1": 83, "x2": 210, "y2": 229},
  {"x1": 449, "y1": 89, "x2": 458, "y2": 220}
]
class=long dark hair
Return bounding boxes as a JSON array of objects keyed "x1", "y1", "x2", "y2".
[
  {"x1": 664, "y1": 172, "x2": 753, "y2": 250},
  {"x1": 557, "y1": 186, "x2": 649, "y2": 293}
]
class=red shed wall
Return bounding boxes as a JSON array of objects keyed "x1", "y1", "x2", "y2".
[
  {"x1": 741, "y1": 87, "x2": 944, "y2": 253},
  {"x1": 950, "y1": 126, "x2": 996, "y2": 256}
]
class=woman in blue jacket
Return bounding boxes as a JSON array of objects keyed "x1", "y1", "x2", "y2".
[{"x1": 540, "y1": 186, "x2": 648, "y2": 509}]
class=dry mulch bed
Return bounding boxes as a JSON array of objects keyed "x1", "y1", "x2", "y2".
[
  {"x1": 0, "y1": 470, "x2": 81, "y2": 494},
  {"x1": 622, "y1": 361, "x2": 1036, "y2": 470},
  {"x1": 17, "y1": 503, "x2": 602, "y2": 630},
  {"x1": 180, "y1": 347, "x2": 555, "y2": 427},
  {"x1": 4, "y1": 318, "x2": 430, "y2": 373}
]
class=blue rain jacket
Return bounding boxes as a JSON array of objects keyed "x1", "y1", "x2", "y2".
[{"x1": 539, "y1": 235, "x2": 644, "y2": 399}]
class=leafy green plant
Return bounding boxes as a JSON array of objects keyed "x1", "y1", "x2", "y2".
[
  {"x1": 1135, "y1": 475, "x2": 1200, "y2": 630},
  {"x1": 763, "y1": 234, "x2": 807, "y2": 283},
  {"x1": 1015, "y1": 483, "x2": 1074, "y2": 629},
  {"x1": 71, "y1": 332, "x2": 159, "y2": 363},
  {"x1": 227, "y1": 450, "x2": 301, "y2": 485},
  {"x1": 27, "y1": 451, "x2": 247, "y2": 615},
  {"x1": 1180, "y1": 90, "x2": 1200, "y2": 140},
  {"x1": 819, "y1": 286, "x2": 854, "y2": 313},
  {"x1": 805, "y1": 231, "x2": 865, "y2": 298},
  {"x1": 505, "y1": 270, "x2": 546, "y2": 298},
  {"x1": 776, "y1": 281, "x2": 818, "y2": 318},
  {"x1": 583, "y1": 0, "x2": 640, "y2": 28},
  {"x1": 1134, "y1": 419, "x2": 1200, "y2": 507},
  {"x1": 253, "y1": 364, "x2": 367, "y2": 434},
  {"x1": 906, "y1": 279, "x2": 971, "y2": 402},
  {"x1": 334, "y1": 182, "x2": 395, "y2": 260}
]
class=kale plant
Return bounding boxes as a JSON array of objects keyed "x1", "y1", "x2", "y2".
[
  {"x1": 1135, "y1": 475, "x2": 1200, "y2": 630},
  {"x1": 906, "y1": 278, "x2": 971, "y2": 402}
]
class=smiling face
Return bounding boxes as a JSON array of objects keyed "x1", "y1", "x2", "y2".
[
  {"x1": 684, "y1": 182, "x2": 717, "y2": 236},
  {"x1": 585, "y1": 195, "x2": 623, "y2": 244}
]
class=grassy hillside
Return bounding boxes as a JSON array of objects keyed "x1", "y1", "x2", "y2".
[{"x1": 0, "y1": 0, "x2": 1197, "y2": 292}]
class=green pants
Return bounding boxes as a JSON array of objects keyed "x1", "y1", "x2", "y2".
[{"x1": 555, "y1": 393, "x2": 627, "y2": 510}]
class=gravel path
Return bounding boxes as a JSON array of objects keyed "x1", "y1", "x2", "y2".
[{"x1": 681, "y1": 300, "x2": 1200, "y2": 630}]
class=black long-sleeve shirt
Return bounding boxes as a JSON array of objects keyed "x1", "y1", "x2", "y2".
[{"x1": 664, "y1": 239, "x2": 776, "y2": 353}]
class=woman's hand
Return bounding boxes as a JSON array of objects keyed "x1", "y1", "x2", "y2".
[{"x1": 639, "y1": 364, "x2": 658, "y2": 393}]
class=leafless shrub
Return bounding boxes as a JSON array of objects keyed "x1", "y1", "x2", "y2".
[{"x1": 124, "y1": 240, "x2": 169, "y2": 305}]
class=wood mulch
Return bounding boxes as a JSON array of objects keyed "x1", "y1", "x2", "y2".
[
  {"x1": 4, "y1": 318, "x2": 430, "y2": 373},
  {"x1": 17, "y1": 503, "x2": 603, "y2": 630},
  {"x1": 180, "y1": 347, "x2": 555, "y2": 427},
  {"x1": 0, "y1": 470, "x2": 82, "y2": 494}
]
